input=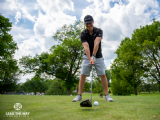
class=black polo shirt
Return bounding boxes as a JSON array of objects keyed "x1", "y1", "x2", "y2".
[{"x1": 80, "y1": 27, "x2": 103, "y2": 58}]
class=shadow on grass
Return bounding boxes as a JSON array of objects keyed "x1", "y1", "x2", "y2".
[{"x1": 80, "y1": 108, "x2": 94, "y2": 111}]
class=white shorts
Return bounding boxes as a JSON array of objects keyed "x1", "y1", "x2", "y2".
[{"x1": 81, "y1": 55, "x2": 105, "y2": 76}]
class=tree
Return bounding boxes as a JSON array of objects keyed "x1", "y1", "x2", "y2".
[
  {"x1": 132, "y1": 20, "x2": 160, "y2": 91},
  {"x1": 91, "y1": 68, "x2": 111, "y2": 93},
  {"x1": 105, "y1": 69, "x2": 111, "y2": 87},
  {"x1": 92, "y1": 80, "x2": 104, "y2": 94},
  {"x1": 16, "y1": 83, "x2": 24, "y2": 92},
  {"x1": 111, "y1": 58, "x2": 134, "y2": 95},
  {"x1": 144, "y1": 83, "x2": 151, "y2": 93},
  {"x1": 83, "y1": 79, "x2": 90, "y2": 92},
  {"x1": 48, "y1": 20, "x2": 84, "y2": 94},
  {"x1": 137, "y1": 79, "x2": 146, "y2": 93},
  {"x1": 111, "y1": 20, "x2": 160, "y2": 95},
  {"x1": 45, "y1": 79, "x2": 55, "y2": 91},
  {"x1": 19, "y1": 20, "x2": 85, "y2": 95},
  {"x1": 0, "y1": 15, "x2": 19, "y2": 94},
  {"x1": 22, "y1": 73, "x2": 46, "y2": 95},
  {"x1": 45, "y1": 78, "x2": 67, "y2": 95},
  {"x1": 111, "y1": 37, "x2": 144, "y2": 95}
]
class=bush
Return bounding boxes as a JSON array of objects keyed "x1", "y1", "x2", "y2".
[
  {"x1": 45, "y1": 80, "x2": 67, "y2": 95},
  {"x1": 137, "y1": 83, "x2": 159, "y2": 93},
  {"x1": 108, "y1": 89, "x2": 111, "y2": 93},
  {"x1": 71, "y1": 92, "x2": 78, "y2": 96},
  {"x1": 111, "y1": 78, "x2": 134, "y2": 95},
  {"x1": 92, "y1": 81, "x2": 103, "y2": 94}
]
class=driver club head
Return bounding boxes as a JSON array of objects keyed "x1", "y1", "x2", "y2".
[{"x1": 80, "y1": 99, "x2": 92, "y2": 107}]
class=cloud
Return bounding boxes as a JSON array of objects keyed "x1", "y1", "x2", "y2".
[
  {"x1": 0, "y1": 0, "x2": 20, "y2": 15},
  {"x1": 37, "y1": 0, "x2": 74, "y2": 14},
  {"x1": 10, "y1": 25, "x2": 34, "y2": 43},
  {"x1": 15, "y1": 38, "x2": 42, "y2": 57},
  {"x1": 6, "y1": 0, "x2": 77, "y2": 63},
  {"x1": 0, "y1": 0, "x2": 37, "y2": 23},
  {"x1": 9, "y1": 25, "x2": 43, "y2": 61},
  {"x1": 15, "y1": 11, "x2": 21, "y2": 24},
  {"x1": 21, "y1": 8, "x2": 36, "y2": 22},
  {"x1": 33, "y1": 0, "x2": 77, "y2": 51},
  {"x1": 18, "y1": 34, "x2": 25, "y2": 39},
  {"x1": 18, "y1": 73, "x2": 34, "y2": 83}
]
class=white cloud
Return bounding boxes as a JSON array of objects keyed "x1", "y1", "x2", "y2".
[
  {"x1": 21, "y1": 8, "x2": 36, "y2": 22},
  {"x1": 8, "y1": 0, "x2": 77, "y2": 64},
  {"x1": 16, "y1": 38, "x2": 42, "y2": 57},
  {"x1": 18, "y1": 34, "x2": 25, "y2": 39},
  {"x1": 151, "y1": 9, "x2": 159, "y2": 15},
  {"x1": 18, "y1": 73, "x2": 34, "y2": 83},
  {"x1": 33, "y1": 0, "x2": 77, "y2": 51},
  {"x1": 15, "y1": 11, "x2": 21, "y2": 24},
  {"x1": 10, "y1": 25, "x2": 34, "y2": 44},
  {"x1": 6, "y1": 0, "x2": 20, "y2": 10},
  {"x1": 104, "y1": 59, "x2": 114, "y2": 69},
  {"x1": 9, "y1": 25, "x2": 43, "y2": 62},
  {"x1": 37, "y1": 0, "x2": 74, "y2": 14},
  {"x1": 0, "y1": 0, "x2": 37, "y2": 23},
  {"x1": 0, "y1": 0, "x2": 20, "y2": 15}
]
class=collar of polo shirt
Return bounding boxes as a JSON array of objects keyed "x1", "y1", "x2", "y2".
[{"x1": 86, "y1": 27, "x2": 96, "y2": 34}]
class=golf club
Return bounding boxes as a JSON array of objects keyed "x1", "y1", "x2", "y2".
[{"x1": 80, "y1": 64, "x2": 93, "y2": 107}]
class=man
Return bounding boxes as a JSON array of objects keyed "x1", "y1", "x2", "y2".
[{"x1": 72, "y1": 15, "x2": 113, "y2": 102}]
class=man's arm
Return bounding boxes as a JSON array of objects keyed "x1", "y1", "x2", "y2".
[
  {"x1": 82, "y1": 42, "x2": 95, "y2": 64},
  {"x1": 82, "y1": 42, "x2": 91, "y2": 60},
  {"x1": 92, "y1": 37, "x2": 102, "y2": 55}
]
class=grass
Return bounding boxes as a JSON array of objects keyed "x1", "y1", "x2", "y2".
[{"x1": 0, "y1": 93, "x2": 160, "y2": 120}]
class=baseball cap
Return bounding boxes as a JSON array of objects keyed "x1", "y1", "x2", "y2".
[{"x1": 84, "y1": 15, "x2": 93, "y2": 24}]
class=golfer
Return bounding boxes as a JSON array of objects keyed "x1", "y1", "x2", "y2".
[{"x1": 72, "y1": 15, "x2": 113, "y2": 102}]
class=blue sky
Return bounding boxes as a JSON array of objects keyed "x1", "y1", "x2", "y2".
[{"x1": 0, "y1": 0, "x2": 160, "y2": 83}]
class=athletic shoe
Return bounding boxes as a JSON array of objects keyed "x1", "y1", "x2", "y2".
[
  {"x1": 72, "y1": 95, "x2": 82, "y2": 102},
  {"x1": 105, "y1": 94, "x2": 113, "y2": 102}
]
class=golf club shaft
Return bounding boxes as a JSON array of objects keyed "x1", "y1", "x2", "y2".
[{"x1": 91, "y1": 64, "x2": 93, "y2": 103}]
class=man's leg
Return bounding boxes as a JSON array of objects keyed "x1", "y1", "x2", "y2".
[
  {"x1": 100, "y1": 75, "x2": 113, "y2": 102},
  {"x1": 72, "y1": 55, "x2": 91, "y2": 102},
  {"x1": 72, "y1": 74, "x2": 87, "y2": 102},
  {"x1": 78, "y1": 74, "x2": 87, "y2": 95},
  {"x1": 99, "y1": 75, "x2": 108, "y2": 95}
]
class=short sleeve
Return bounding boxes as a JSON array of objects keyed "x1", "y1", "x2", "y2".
[
  {"x1": 96, "y1": 29, "x2": 103, "y2": 38},
  {"x1": 80, "y1": 32, "x2": 87, "y2": 43}
]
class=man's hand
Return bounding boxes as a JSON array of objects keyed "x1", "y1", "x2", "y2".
[{"x1": 90, "y1": 56, "x2": 96, "y2": 64}]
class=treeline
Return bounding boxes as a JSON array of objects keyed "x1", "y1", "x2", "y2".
[
  {"x1": 110, "y1": 19, "x2": 160, "y2": 95},
  {"x1": 15, "y1": 69, "x2": 111, "y2": 95}
]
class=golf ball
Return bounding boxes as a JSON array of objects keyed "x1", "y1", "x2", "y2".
[{"x1": 94, "y1": 101, "x2": 99, "y2": 106}]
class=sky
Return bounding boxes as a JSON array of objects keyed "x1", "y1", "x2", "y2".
[{"x1": 1, "y1": 0, "x2": 160, "y2": 83}]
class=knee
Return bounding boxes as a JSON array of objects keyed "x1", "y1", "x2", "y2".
[
  {"x1": 99, "y1": 75, "x2": 106, "y2": 79},
  {"x1": 81, "y1": 74, "x2": 87, "y2": 79}
]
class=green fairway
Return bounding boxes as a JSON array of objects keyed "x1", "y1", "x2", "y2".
[{"x1": 0, "y1": 93, "x2": 160, "y2": 120}]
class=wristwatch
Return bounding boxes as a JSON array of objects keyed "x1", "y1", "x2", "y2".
[
  {"x1": 92, "y1": 54, "x2": 96, "y2": 57},
  {"x1": 91, "y1": 54, "x2": 96, "y2": 62}
]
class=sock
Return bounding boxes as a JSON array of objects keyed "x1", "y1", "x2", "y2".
[
  {"x1": 105, "y1": 94, "x2": 108, "y2": 96},
  {"x1": 78, "y1": 94, "x2": 81, "y2": 96}
]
